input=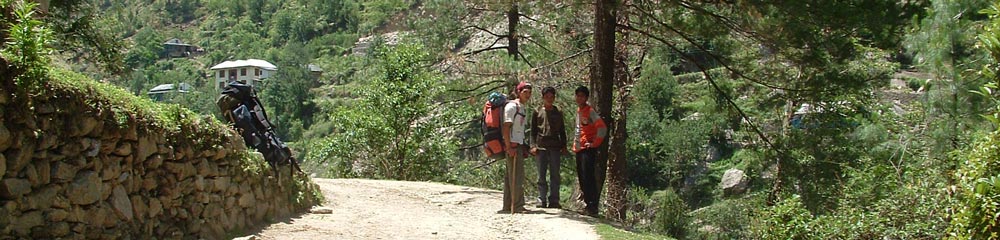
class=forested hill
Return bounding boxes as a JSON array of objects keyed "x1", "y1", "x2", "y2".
[{"x1": 41, "y1": 0, "x2": 1000, "y2": 238}]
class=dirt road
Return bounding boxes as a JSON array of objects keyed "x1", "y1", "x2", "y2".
[{"x1": 250, "y1": 178, "x2": 600, "y2": 240}]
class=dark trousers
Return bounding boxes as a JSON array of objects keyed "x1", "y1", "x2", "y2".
[
  {"x1": 576, "y1": 148, "x2": 599, "y2": 212},
  {"x1": 536, "y1": 148, "x2": 561, "y2": 205}
]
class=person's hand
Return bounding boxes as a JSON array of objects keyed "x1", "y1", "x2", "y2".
[
  {"x1": 530, "y1": 147, "x2": 538, "y2": 156},
  {"x1": 506, "y1": 143, "x2": 516, "y2": 157},
  {"x1": 584, "y1": 142, "x2": 592, "y2": 148}
]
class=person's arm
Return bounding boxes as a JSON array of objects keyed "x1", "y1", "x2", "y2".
[
  {"x1": 558, "y1": 111, "x2": 568, "y2": 153},
  {"x1": 503, "y1": 102, "x2": 517, "y2": 156},
  {"x1": 572, "y1": 109, "x2": 582, "y2": 152},
  {"x1": 530, "y1": 110, "x2": 540, "y2": 154},
  {"x1": 590, "y1": 108, "x2": 608, "y2": 148}
]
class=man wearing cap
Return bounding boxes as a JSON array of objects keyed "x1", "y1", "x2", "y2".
[
  {"x1": 499, "y1": 81, "x2": 532, "y2": 214},
  {"x1": 530, "y1": 86, "x2": 568, "y2": 209}
]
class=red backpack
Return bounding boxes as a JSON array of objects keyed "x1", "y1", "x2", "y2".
[{"x1": 482, "y1": 92, "x2": 508, "y2": 158}]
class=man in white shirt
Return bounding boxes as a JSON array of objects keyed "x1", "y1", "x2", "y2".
[{"x1": 499, "y1": 81, "x2": 532, "y2": 214}]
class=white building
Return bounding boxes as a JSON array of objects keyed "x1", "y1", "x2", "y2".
[{"x1": 210, "y1": 59, "x2": 277, "y2": 90}]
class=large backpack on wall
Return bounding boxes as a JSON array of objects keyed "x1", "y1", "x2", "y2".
[
  {"x1": 218, "y1": 81, "x2": 301, "y2": 176},
  {"x1": 482, "y1": 92, "x2": 507, "y2": 158}
]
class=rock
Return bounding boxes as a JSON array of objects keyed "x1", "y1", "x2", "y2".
[
  {"x1": 164, "y1": 162, "x2": 196, "y2": 178},
  {"x1": 0, "y1": 178, "x2": 31, "y2": 199},
  {"x1": 194, "y1": 175, "x2": 206, "y2": 191},
  {"x1": 81, "y1": 138, "x2": 100, "y2": 157},
  {"x1": 130, "y1": 195, "x2": 147, "y2": 221},
  {"x1": 49, "y1": 222, "x2": 70, "y2": 237},
  {"x1": 47, "y1": 209, "x2": 69, "y2": 222},
  {"x1": 11, "y1": 210, "x2": 43, "y2": 235},
  {"x1": 720, "y1": 168, "x2": 749, "y2": 196},
  {"x1": 113, "y1": 142, "x2": 132, "y2": 156},
  {"x1": 35, "y1": 160, "x2": 50, "y2": 186},
  {"x1": 212, "y1": 146, "x2": 227, "y2": 160},
  {"x1": 77, "y1": 117, "x2": 98, "y2": 137},
  {"x1": 148, "y1": 198, "x2": 162, "y2": 218},
  {"x1": 136, "y1": 136, "x2": 157, "y2": 161},
  {"x1": 51, "y1": 161, "x2": 78, "y2": 182},
  {"x1": 310, "y1": 207, "x2": 333, "y2": 214},
  {"x1": 92, "y1": 202, "x2": 118, "y2": 228},
  {"x1": 0, "y1": 154, "x2": 5, "y2": 179},
  {"x1": 5, "y1": 145, "x2": 33, "y2": 175},
  {"x1": 37, "y1": 133, "x2": 58, "y2": 150},
  {"x1": 34, "y1": 103, "x2": 54, "y2": 114},
  {"x1": 0, "y1": 124, "x2": 11, "y2": 152},
  {"x1": 24, "y1": 164, "x2": 39, "y2": 186},
  {"x1": 52, "y1": 195, "x2": 70, "y2": 209},
  {"x1": 67, "y1": 171, "x2": 103, "y2": 205},
  {"x1": 146, "y1": 155, "x2": 163, "y2": 169},
  {"x1": 142, "y1": 178, "x2": 156, "y2": 191},
  {"x1": 238, "y1": 193, "x2": 255, "y2": 208},
  {"x1": 110, "y1": 185, "x2": 133, "y2": 221},
  {"x1": 213, "y1": 177, "x2": 230, "y2": 193},
  {"x1": 26, "y1": 185, "x2": 58, "y2": 209}
]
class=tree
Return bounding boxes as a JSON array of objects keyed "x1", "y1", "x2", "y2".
[{"x1": 307, "y1": 43, "x2": 459, "y2": 181}]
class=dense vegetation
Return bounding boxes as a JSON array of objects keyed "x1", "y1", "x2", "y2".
[{"x1": 6, "y1": 0, "x2": 1000, "y2": 238}]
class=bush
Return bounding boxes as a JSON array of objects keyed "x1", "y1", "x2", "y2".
[
  {"x1": 652, "y1": 188, "x2": 691, "y2": 238},
  {"x1": 950, "y1": 131, "x2": 1000, "y2": 239},
  {"x1": 626, "y1": 186, "x2": 690, "y2": 238},
  {"x1": 304, "y1": 43, "x2": 459, "y2": 181}
]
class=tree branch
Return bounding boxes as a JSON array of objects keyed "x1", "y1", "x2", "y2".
[
  {"x1": 462, "y1": 45, "x2": 508, "y2": 56},
  {"x1": 629, "y1": 5, "x2": 822, "y2": 93},
  {"x1": 447, "y1": 79, "x2": 506, "y2": 93},
  {"x1": 530, "y1": 47, "x2": 592, "y2": 72},
  {"x1": 464, "y1": 25, "x2": 507, "y2": 39}
]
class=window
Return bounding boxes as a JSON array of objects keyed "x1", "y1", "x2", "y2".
[
  {"x1": 218, "y1": 70, "x2": 224, "y2": 78},
  {"x1": 255, "y1": 69, "x2": 260, "y2": 76},
  {"x1": 241, "y1": 68, "x2": 247, "y2": 76},
  {"x1": 229, "y1": 69, "x2": 237, "y2": 79},
  {"x1": 218, "y1": 82, "x2": 225, "y2": 89}
]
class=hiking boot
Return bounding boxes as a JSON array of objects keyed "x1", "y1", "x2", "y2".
[
  {"x1": 536, "y1": 202, "x2": 547, "y2": 208},
  {"x1": 546, "y1": 203, "x2": 562, "y2": 209}
]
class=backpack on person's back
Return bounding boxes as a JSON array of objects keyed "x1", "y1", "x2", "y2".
[{"x1": 482, "y1": 92, "x2": 508, "y2": 158}]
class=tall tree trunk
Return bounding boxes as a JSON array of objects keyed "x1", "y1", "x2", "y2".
[
  {"x1": 590, "y1": 0, "x2": 616, "y2": 212},
  {"x1": 604, "y1": 0, "x2": 638, "y2": 221},
  {"x1": 507, "y1": 3, "x2": 519, "y2": 59}
]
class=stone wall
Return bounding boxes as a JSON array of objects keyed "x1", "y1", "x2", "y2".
[{"x1": 0, "y1": 72, "x2": 321, "y2": 239}]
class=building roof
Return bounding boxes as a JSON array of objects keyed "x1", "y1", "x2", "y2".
[
  {"x1": 308, "y1": 64, "x2": 323, "y2": 72},
  {"x1": 148, "y1": 83, "x2": 192, "y2": 94},
  {"x1": 210, "y1": 59, "x2": 277, "y2": 71},
  {"x1": 164, "y1": 38, "x2": 193, "y2": 46}
]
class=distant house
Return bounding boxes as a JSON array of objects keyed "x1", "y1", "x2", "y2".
[
  {"x1": 163, "y1": 38, "x2": 203, "y2": 58},
  {"x1": 308, "y1": 64, "x2": 323, "y2": 79},
  {"x1": 210, "y1": 59, "x2": 277, "y2": 90},
  {"x1": 147, "y1": 83, "x2": 193, "y2": 101}
]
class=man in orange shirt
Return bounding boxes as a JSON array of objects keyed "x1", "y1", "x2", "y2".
[{"x1": 572, "y1": 86, "x2": 606, "y2": 216}]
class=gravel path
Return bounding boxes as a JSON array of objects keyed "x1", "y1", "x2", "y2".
[{"x1": 249, "y1": 178, "x2": 600, "y2": 240}]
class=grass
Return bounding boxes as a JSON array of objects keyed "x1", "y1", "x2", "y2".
[{"x1": 595, "y1": 223, "x2": 675, "y2": 240}]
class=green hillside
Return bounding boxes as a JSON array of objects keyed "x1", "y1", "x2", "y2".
[{"x1": 10, "y1": 0, "x2": 1000, "y2": 238}]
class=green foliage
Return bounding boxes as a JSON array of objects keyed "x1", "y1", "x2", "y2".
[
  {"x1": 950, "y1": 4, "x2": 1000, "y2": 238},
  {"x1": 306, "y1": 43, "x2": 458, "y2": 181},
  {"x1": 2, "y1": 0, "x2": 53, "y2": 87},
  {"x1": 753, "y1": 195, "x2": 812, "y2": 239},
  {"x1": 652, "y1": 188, "x2": 690, "y2": 238},
  {"x1": 595, "y1": 223, "x2": 676, "y2": 240}
]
